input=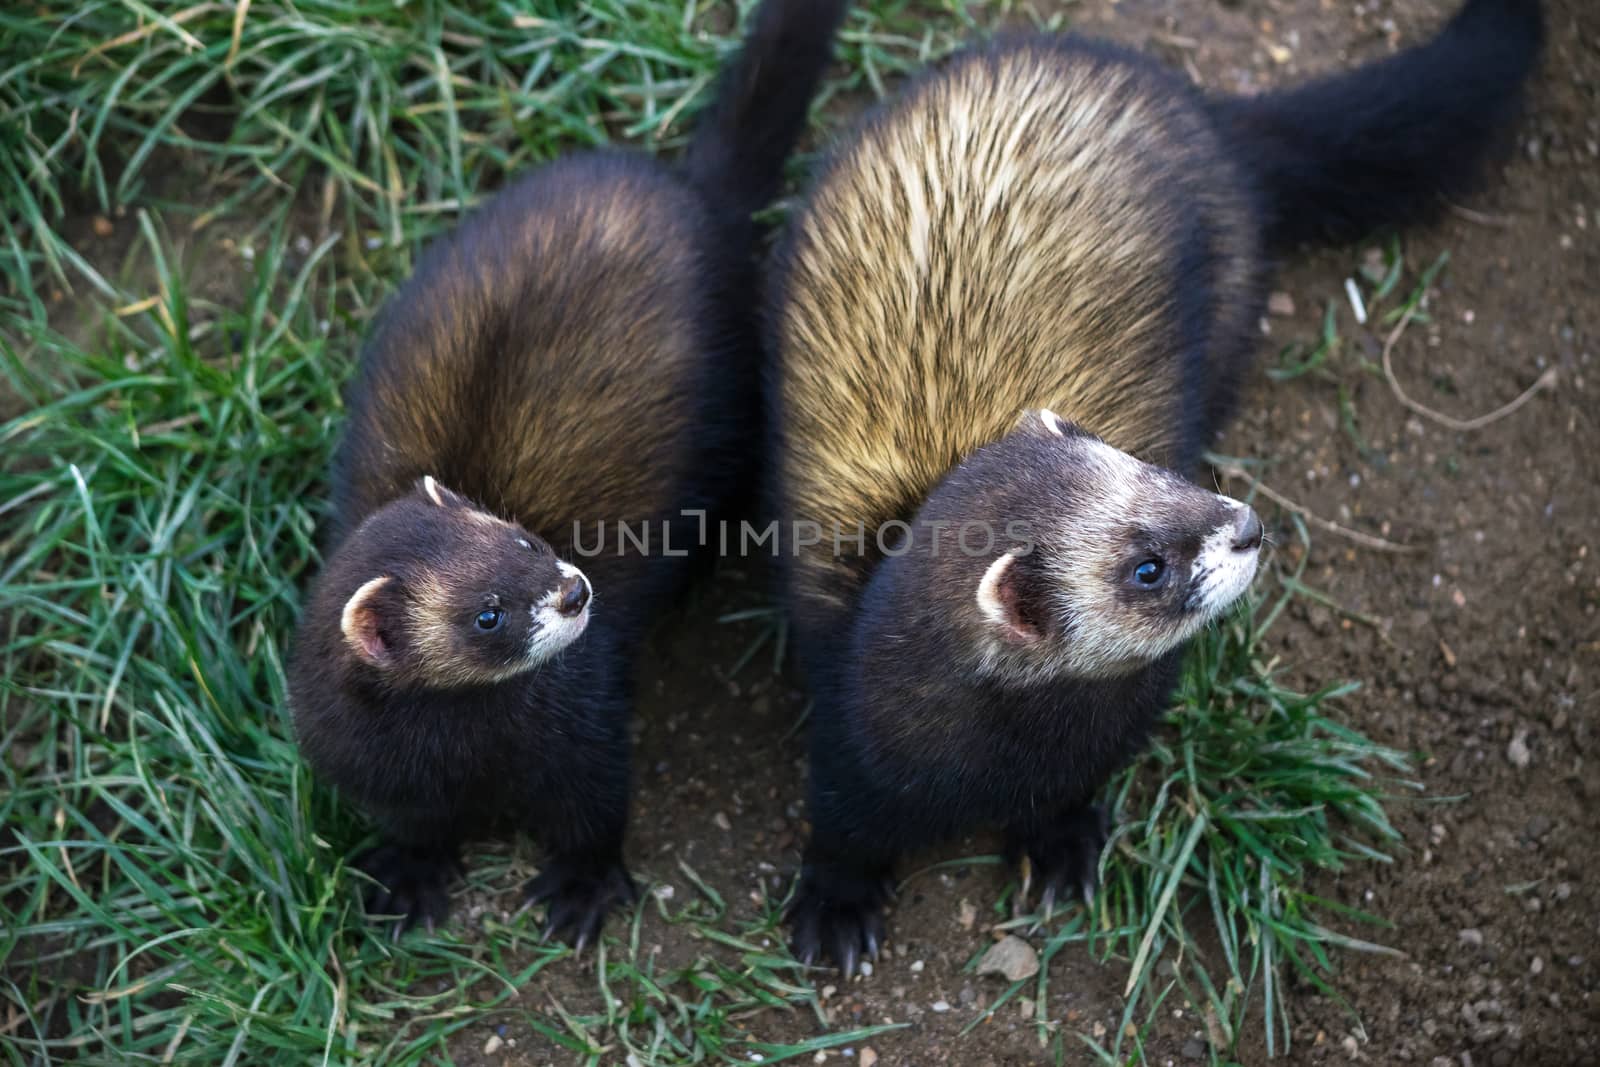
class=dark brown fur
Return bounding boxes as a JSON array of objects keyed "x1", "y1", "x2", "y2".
[
  {"x1": 290, "y1": 0, "x2": 851, "y2": 946},
  {"x1": 766, "y1": 1, "x2": 1542, "y2": 972}
]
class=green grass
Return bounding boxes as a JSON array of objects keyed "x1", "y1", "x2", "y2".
[{"x1": 3, "y1": 2, "x2": 1413, "y2": 1064}]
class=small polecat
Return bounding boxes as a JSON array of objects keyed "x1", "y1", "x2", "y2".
[
  {"x1": 290, "y1": 0, "x2": 848, "y2": 947},
  {"x1": 767, "y1": 0, "x2": 1542, "y2": 972}
]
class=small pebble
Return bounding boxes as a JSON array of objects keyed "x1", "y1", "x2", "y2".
[
  {"x1": 976, "y1": 936, "x2": 1040, "y2": 982},
  {"x1": 931, "y1": 1000, "x2": 952, "y2": 1013},
  {"x1": 483, "y1": 1034, "x2": 503, "y2": 1055},
  {"x1": 860, "y1": 1050, "x2": 878, "y2": 1067},
  {"x1": 1459, "y1": 928, "x2": 1485, "y2": 947},
  {"x1": 1506, "y1": 729, "x2": 1531, "y2": 769},
  {"x1": 1531, "y1": 956, "x2": 1544, "y2": 975},
  {"x1": 713, "y1": 811, "x2": 732, "y2": 831}
]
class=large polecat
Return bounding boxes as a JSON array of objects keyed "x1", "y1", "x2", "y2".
[
  {"x1": 290, "y1": 0, "x2": 848, "y2": 948},
  {"x1": 767, "y1": 0, "x2": 1543, "y2": 972}
]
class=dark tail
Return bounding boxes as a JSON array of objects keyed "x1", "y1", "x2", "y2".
[
  {"x1": 683, "y1": 0, "x2": 850, "y2": 233},
  {"x1": 1212, "y1": 0, "x2": 1543, "y2": 251}
]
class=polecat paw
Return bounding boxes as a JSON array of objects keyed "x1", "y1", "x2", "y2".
[
  {"x1": 1012, "y1": 805, "x2": 1109, "y2": 921},
  {"x1": 786, "y1": 872, "x2": 894, "y2": 977},
  {"x1": 356, "y1": 843, "x2": 462, "y2": 939},
  {"x1": 522, "y1": 857, "x2": 635, "y2": 952}
]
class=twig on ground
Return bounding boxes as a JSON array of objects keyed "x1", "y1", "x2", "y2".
[
  {"x1": 1381, "y1": 303, "x2": 1557, "y2": 432},
  {"x1": 1215, "y1": 463, "x2": 1421, "y2": 555},
  {"x1": 1446, "y1": 202, "x2": 1515, "y2": 228}
]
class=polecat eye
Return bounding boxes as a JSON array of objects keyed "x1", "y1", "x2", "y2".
[
  {"x1": 475, "y1": 608, "x2": 504, "y2": 631},
  {"x1": 1133, "y1": 559, "x2": 1166, "y2": 586}
]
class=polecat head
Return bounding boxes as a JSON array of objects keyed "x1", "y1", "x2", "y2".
[
  {"x1": 323, "y1": 476, "x2": 592, "y2": 690},
  {"x1": 903, "y1": 411, "x2": 1262, "y2": 682}
]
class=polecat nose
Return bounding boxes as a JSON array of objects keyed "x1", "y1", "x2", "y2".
[
  {"x1": 1231, "y1": 507, "x2": 1264, "y2": 552},
  {"x1": 556, "y1": 574, "x2": 590, "y2": 617}
]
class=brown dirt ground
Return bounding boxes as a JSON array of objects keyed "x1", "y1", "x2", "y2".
[{"x1": 454, "y1": 0, "x2": 1600, "y2": 1063}]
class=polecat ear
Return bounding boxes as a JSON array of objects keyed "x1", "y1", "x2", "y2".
[
  {"x1": 419, "y1": 475, "x2": 471, "y2": 510},
  {"x1": 341, "y1": 575, "x2": 396, "y2": 667},
  {"x1": 975, "y1": 552, "x2": 1042, "y2": 645},
  {"x1": 1019, "y1": 408, "x2": 1072, "y2": 439}
]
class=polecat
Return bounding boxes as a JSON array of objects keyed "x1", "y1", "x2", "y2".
[
  {"x1": 289, "y1": 0, "x2": 848, "y2": 948},
  {"x1": 767, "y1": 0, "x2": 1543, "y2": 972}
]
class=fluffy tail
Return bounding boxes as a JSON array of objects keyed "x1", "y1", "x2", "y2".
[
  {"x1": 1212, "y1": 0, "x2": 1543, "y2": 251},
  {"x1": 683, "y1": 0, "x2": 850, "y2": 232}
]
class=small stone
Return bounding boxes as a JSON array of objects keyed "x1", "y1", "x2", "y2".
[
  {"x1": 859, "y1": 961, "x2": 873, "y2": 977},
  {"x1": 958, "y1": 898, "x2": 978, "y2": 930},
  {"x1": 1506, "y1": 730, "x2": 1531, "y2": 769},
  {"x1": 976, "y1": 936, "x2": 1041, "y2": 982},
  {"x1": 1019, "y1": 997, "x2": 1036, "y2": 1018},
  {"x1": 860, "y1": 1050, "x2": 878, "y2": 1067},
  {"x1": 931, "y1": 1000, "x2": 952, "y2": 1013},
  {"x1": 1459, "y1": 928, "x2": 1485, "y2": 947},
  {"x1": 483, "y1": 1034, "x2": 503, "y2": 1055},
  {"x1": 958, "y1": 984, "x2": 977, "y2": 1006},
  {"x1": 910, "y1": 960, "x2": 925, "y2": 973},
  {"x1": 1267, "y1": 291, "x2": 1296, "y2": 317},
  {"x1": 1343, "y1": 1034, "x2": 1361, "y2": 1058},
  {"x1": 713, "y1": 811, "x2": 732, "y2": 831},
  {"x1": 1524, "y1": 814, "x2": 1553, "y2": 840},
  {"x1": 1182, "y1": 1037, "x2": 1207, "y2": 1059},
  {"x1": 92, "y1": 215, "x2": 114, "y2": 237},
  {"x1": 1531, "y1": 956, "x2": 1544, "y2": 975}
]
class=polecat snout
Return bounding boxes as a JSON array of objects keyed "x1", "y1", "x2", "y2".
[
  {"x1": 770, "y1": 0, "x2": 1541, "y2": 972},
  {"x1": 290, "y1": 0, "x2": 849, "y2": 948}
]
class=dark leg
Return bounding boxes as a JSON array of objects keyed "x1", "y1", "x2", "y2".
[
  {"x1": 518, "y1": 701, "x2": 636, "y2": 951},
  {"x1": 1005, "y1": 802, "x2": 1109, "y2": 918},
  {"x1": 356, "y1": 837, "x2": 463, "y2": 939}
]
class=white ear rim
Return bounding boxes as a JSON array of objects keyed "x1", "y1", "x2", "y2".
[
  {"x1": 976, "y1": 552, "x2": 1019, "y2": 628},
  {"x1": 340, "y1": 575, "x2": 393, "y2": 663},
  {"x1": 422, "y1": 475, "x2": 446, "y2": 506},
  {"x1": 976, "y1": 551, "x2": 1043, "y2": 644},
  {"x1": 1038, "y1": 409, "x2": 1067, "y2": 437}
]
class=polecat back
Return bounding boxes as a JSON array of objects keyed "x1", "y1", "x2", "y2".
[{"x1": 768, "y1": 0, "x2": 1542, "y2": 973}]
